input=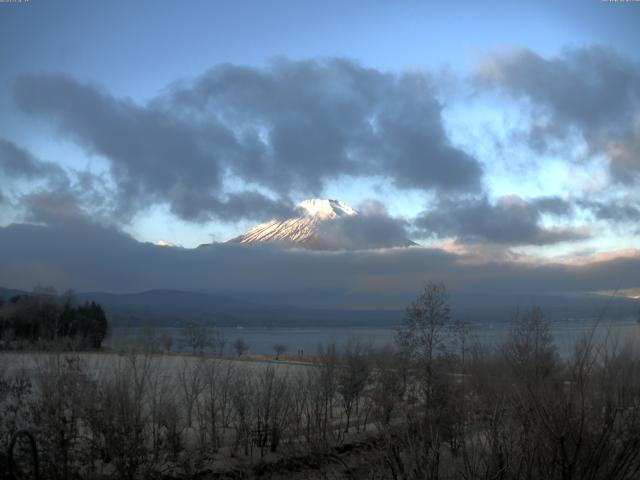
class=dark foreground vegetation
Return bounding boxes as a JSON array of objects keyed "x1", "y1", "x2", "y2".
[
  {"x1": 2, "y1": 282, "x2": 640, "y2": 479},
  {"x1": 0, "y1": 287, "x2": 108, "y2": 350}
]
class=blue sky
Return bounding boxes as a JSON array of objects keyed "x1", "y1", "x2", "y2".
[{"x1": 1, "y1": 1, "x2": 640, "y2": 301}]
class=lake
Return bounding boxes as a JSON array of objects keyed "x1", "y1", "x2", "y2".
[{"x1": 104, "y1": 317, "x2": 640, "y2": 357}]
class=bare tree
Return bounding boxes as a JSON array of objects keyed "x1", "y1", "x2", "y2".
[
  {"x1": 197, "y1": 360, "x2": 235, "y2": 453},
  {"x1": 177, "y1": 358, "x2": 204, "y2": 428},
  {"x1": 138, "y1": 325, "x2": 159, "y2": 354},
  {"x1": 396, "y1": 281, "x2": 452, "y2": 405},
  {"x1": 371, "y1": 347, "x2": 407, "y2": 426},
  {"x1": 182, "y1": 321, "x2": 210, "y2": 355},
  {"x1": 273, "y1": 343, "x2": 288, "y2": 360},
  {"x1": 304, "y1": 341, "x2": 342, "y2": 449},
  {"x1": 147, "y1": 359, "x2": 181, "y2": 464},
  {"x1": 287, "y1": 370, "x2": 310, "y2": 439},
  {"x1": 504, "y1": 305, "x2": 559, "y2": 385},
  {"x1": 84, "y1": 354, "x2": 153, "y2": 480},
  {"x1": 160, "y1": 333, "x2": 173, "y2": 353},
  {"x1": 233, "y1": 338, "x2": 249, "y2": 357},
  {"x1": 30, "y1": 354, "x2": 92, "y2": 480},
  {"x1": 254, "y1": 366, "x2": 292, "y2": 455},
  {"x1": 451, "y1": 318, "x2": 471, "y2": 373},
  {"x1": 210, "y1": 328, "x2": 226, "y2": 356},
  {"x1": 337, "y1": 339, "x2": 371, "y2": 433},
  {"x1": 396, "y1": 282, "x2": 451, "y2": 361},
  {"x1": 229, "y1": 368, "x2": 254, "y2": 456},
  {"x1": 0, "y1": 359, "x2": 32, "y2": 455}
]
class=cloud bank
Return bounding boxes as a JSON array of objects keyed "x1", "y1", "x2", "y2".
[
  {"x1": 2, "y1": 48, "x2": 639, "y2": 248},
  {"x1": 416, "y1": 196, "x2": 586, "y2": 246},
  {"x1": 475, "y1": 45, "x2": 640, "y2": 183},
  {"x1": 0, "y1": 210, "x2": 637, "y2": 308},
  {"x1": 11, "y1": 59, "x2": 481, "y2": 223}
]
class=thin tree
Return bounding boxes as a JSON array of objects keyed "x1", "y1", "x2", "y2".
[
  {"x1": 337, "y1": 339, "x2": 371, "y2": 432},
  {"x1": 395, "y1": 281, "x2": 451, "y2": 403},
  {"x1": 233, "y1": 338, "x2": 249, "y2": 357},
  {"x1": 273, "y1": 343, "x2": 287, "y2": 360},
  {"x1": 182, "y1": 321, "x2": 209, "y2": 355}
]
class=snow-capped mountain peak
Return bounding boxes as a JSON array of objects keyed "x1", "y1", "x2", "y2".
[
  {"x1": 154, "y1": 239, "x2": 178, "y2": 248},
  {"x1": 296, "y1": 199, "x2": 357, "y2": 219},
  {"x1": 224, "y1": 198, "x2": 416, "y2": 250},
  {"x1": 228, "y1": 198, "x2": 358, "y2": 247}
]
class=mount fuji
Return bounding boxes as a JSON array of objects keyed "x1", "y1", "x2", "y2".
[{"x1": 225, "y1": 198, "x2": 417, "y2": 250}]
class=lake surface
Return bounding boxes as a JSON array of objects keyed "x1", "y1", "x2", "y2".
[{"x1": 105, "y1": 317, "x2": 640, "y2": 357}]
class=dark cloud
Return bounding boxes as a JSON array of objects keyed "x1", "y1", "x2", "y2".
[
  {"x1": 0, "y1": 213, "x2": 448, "y2": 302},
  {"x1": 315, "y1": 200, "x2": 415, "y2": 250},
  {"x1": 579, "y1": 199, "x2": 640, "y2": 224},
  {"x1": 12, "y1": 60, "x2": 482, "y2": 224},
  {"x1": 476, "y1": 46, "x2": 640, "y2": 182},
  {"x1": 415, "y1": 196, "x2": 585, "y2": 246},
  {"x1": 0, "y1": 139, "x2": 116, "y2": 224},
  {"x1": 168, "y1": 59, "x2": 482, "y2": 193},
  {"x1": 0, "y1": 214, "x2": 636, "y2": 309},
  {"x1": 0, "y1": 138, "x2": 65, "y2": 181},
  {"x1": 12, "y1": 74, "x2": 246, "y2": 222},
  {"x1": 531, "y1": 196, "x2": 573, "y2": 216},
  {"x1": 208, "y1": 191, "x2": 295, "y2": 223},
  {"x1": 22, "y1": 189, "x2": 94, "y2": 226}
]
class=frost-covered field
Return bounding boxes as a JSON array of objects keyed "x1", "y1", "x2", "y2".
[
  {"x1": 0, "y1": 350, "x2": 312, "y2": 381},
  {"x1": 0, "y1": 349, "x2": 365, "y2": 478}
]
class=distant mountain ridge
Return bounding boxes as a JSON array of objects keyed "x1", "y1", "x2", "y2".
[
  {"x1": 76, "y1": 289, "x2": 403, "y2": 327},
  {"x1": 1, "y1": 286, "x2": 637, "y2": 329},
  {"x1": 0, "y1": 287, "x2": 26, "y2": 300},
  {"x1": 0, "y1": 287, "x2": 400, "y2": 327}
]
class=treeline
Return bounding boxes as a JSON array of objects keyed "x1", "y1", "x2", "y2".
[
  {"x1": 1, "y1": 283, "x2": 640, "y2": 479},
  {"x1": 0, "y1": 287, "x2": 108, "y2": 350}
]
